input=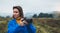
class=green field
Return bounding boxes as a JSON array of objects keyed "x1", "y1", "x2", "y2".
[
  {"x1": 0, "y1": 18, "x2": 60, "y2": 33},
  {"x1": 33, "y1": 18, "x2": 60, "y2": 33}
]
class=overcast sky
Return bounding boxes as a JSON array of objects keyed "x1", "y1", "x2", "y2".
[{"x1": 0, "y1": 0, "x2": 60, "y2": 17}]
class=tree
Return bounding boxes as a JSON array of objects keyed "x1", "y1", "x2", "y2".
[{"x1": 33, "y1": 14, "x2": 37, "y2": 18}]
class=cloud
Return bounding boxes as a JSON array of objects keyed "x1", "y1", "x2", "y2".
[{"x1": 0, "y1": 0, "x2": 60, "y2": 17}]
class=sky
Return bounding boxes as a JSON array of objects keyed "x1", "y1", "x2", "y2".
[{"x1": 0, "y1": 0, "x2": 60, "y2": 17}]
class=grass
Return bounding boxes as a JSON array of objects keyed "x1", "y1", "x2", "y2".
[
  {"x1": 0, "y1": 18, "x2": 60, "y2": 33},
  {"x1": 33, "y1": 18, "x2": 60, "y2": 33}
]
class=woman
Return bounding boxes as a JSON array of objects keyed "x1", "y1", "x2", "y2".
[{"x1": 8, "y1": 6, "x2": 36, "y2": 33}]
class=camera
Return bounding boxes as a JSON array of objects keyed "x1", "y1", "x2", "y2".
[{"x1": 21, "y1": 18, "x2": 33, "y2": 24}]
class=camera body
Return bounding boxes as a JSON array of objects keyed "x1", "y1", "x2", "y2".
[{"x1": 21, "y1": 18, "x2": 33, "y2": 24}]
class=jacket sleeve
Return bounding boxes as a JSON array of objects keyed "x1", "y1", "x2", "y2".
[
  {"x1": 27, "y1": 23, "x2": 36, "y2": 33},
  {"x1": 8, "y1": 21, "x2": 21, "y2": 33}
]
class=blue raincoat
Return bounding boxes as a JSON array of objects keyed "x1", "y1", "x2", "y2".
[{"x1": 8, "y1": 19, "x2": 36, "y2": 33}]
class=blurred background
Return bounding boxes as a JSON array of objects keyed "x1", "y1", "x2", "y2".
[{"x1": 0, "y1": 0, "x2": 60, "y2": 33}]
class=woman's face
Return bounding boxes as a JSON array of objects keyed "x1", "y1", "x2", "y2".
[{"x1": 13, "y1": 8, "x2": 20, "y2": 19}]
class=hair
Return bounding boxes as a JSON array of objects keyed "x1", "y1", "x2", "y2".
[{"x1": 13, "y1": 6, "x2": 24, "y2": 18}]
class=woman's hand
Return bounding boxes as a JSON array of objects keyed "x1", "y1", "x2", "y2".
[
  {"x1": 22, "y1": 20, "x2": 28, "y2": 24},
  {"x1": 18, "y1": 20, "x2": 28, "y2": 26},
  {"x1": 17, "y1": 19, "x2": 25, "y2": 26},
  {"x1": 19, "y1": 22, "x2": 25, "y2": 26},
  {"x1": 17, "y1": 18, "x2": 28, "y2": 26}
]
